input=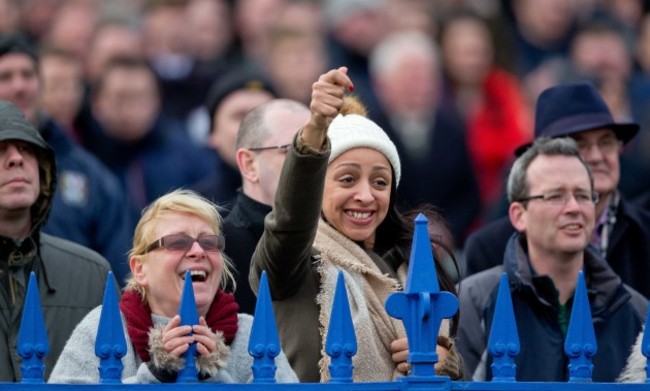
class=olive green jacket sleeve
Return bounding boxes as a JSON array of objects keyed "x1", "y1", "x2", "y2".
[{"x1": 249, "y1": 136, "x2": 330, "y2": 300}]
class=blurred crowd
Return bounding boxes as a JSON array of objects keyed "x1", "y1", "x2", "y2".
[{"x1": 2, "y1": 0, "x2": 650, "y2": 264}]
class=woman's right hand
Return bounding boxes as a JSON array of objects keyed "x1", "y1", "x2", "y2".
[
  {"x1": 301, "y1": 66, "x2": 354, "y2": 148},
  {"x1": 161, "y1": 315, "x2": 195, "y2": 358}
]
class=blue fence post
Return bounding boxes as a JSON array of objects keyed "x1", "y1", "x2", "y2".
[
  {"x1": 17, "y1": 272, "x2": 49, "y2": 383},
  {"x1": 248, "y1": 271, "x2": 280, "y2": 383},
  {"x1": 565, "y1": 270, "x2": 597, "y2": 382},
  {"x1": 642, "y1": 304, "x2": 650, "y2": 383},
  {"x1": 325, "y1": 270, "x2": 357, "y2": 383},
  {"x1": 95, "y1": 272, "x2": 126, "y2": 383},
  {"x1": 487, "y1": 273, "x2": 520, "y2": 382},
  {"x1": 177, "y1": 270, "x2": 199, "y2": 382},
  {"x1": 385, "y1": 213, "x2": 458, "y2": 383}
]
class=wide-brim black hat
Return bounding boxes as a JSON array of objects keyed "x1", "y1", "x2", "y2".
[{"x1": 514, "y1": 82, "x2": 639, "y2": 156}]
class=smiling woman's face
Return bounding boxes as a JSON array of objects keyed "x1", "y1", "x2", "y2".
[
  {"x1": 131, "y1": 211, "x2": 224, "y2": 318},
  {"x1": 322, "y1": 148, "x2": 392, "y2": 250}
]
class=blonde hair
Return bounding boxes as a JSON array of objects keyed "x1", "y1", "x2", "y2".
[{"x1": 125, "y1": 189, "x2": 236, "y2": 298}]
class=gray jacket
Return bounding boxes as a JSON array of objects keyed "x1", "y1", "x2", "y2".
[
  {"x1": 0, "y1": 101, "x2": 112, "y2": 381},
  {"x1": 48, "y1": 309, "x2": 298, "y2": 384}
]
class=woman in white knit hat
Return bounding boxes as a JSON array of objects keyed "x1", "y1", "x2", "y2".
[{"x1": 249, "y1": 67, "x2": 462, "y2": 382}]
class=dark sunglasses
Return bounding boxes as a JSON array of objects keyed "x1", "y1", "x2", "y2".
[{"x1": 144, "y1": 234, "x2": 225, "y2": 254}]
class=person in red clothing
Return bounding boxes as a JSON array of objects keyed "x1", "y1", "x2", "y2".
[{"x1": 440, "y1": 11, "x2": 533, "y2": 217}]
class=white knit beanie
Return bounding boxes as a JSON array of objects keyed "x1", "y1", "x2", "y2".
[{"x1": 327, "y1": 114, "x2": 401, "y2": 186}]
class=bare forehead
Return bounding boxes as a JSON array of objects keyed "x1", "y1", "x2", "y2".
[{"x1": 526, "y1": 154, "x2": 591, "y2": 189}]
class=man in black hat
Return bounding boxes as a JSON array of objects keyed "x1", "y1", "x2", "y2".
[
  {"x1": 463, "y1": 83, "x2": 650, "y2": 299},
  {"x1": 191, "y1": 65, "x2": 277, "y2": 206},
  {"x1": 457, "y1": 136, "x2": 646, "y2": 382}
]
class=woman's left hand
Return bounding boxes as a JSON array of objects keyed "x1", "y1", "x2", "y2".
[
  {"x1": 390, "y1": 337, "x2": 450, "y2": 374},
  {"x1": 192, "y1": 317, "x2": 219, "y2": 357}
]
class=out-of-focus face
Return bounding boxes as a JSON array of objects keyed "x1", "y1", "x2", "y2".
[
  {"x1": 441, "y1": 17, "x2": 493, "y2": 87},
  {"x1": 571, "y1": 128, "x2": 622, "y2": 199},
  {"x1": 510, "y1": 154, "x2": 595, "y2": 259},
  {"x1": 39, "y1": 54, "x2": 84, "y2": 128},
  {"x1": 571, "y1": 31, "x2": 631, "y2": 82},
  {"x1": 0, "y1": 140, "x2": 40, "y2": 216},
  {"x1": 186, "y1": 0, "x2": 233, "y2": 61},
  {"x1": 93, "y1": 66, "x2": 159, "y2": 142},
  {"x1": 210, "y1": 89, "x2": 274, "y2": 167},
  {"x1": 252, "y1": 107, "x2": 308, "y2": 205},
  {"x1": 85, "y1": 25, "x2": 143, "y2": 84},
  {"x1": 322, "y1": 148, "x2": 392, "y2": 250},
  {"x1": 132, "y1": 212, "x2": 224, "y2": 317},
  {"x1": 375, "y1": 50, "x2": 439, "y2": 118},
  {"x1": 267, "y1": 33, "x2": 327, "y2": 104},
  {"x1": 0, "y1": 53, "x2": 39, "y2": 123}
]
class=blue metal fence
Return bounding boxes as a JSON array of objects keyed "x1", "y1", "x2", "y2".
[{"x1": 2, "y1": 214, "x2": 650, "y2": 390}]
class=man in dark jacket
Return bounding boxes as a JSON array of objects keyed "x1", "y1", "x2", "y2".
[
  {"x1": 224, "y1": 99, "x2": 308, "y2": 313},
  {"x1": 457, "y1": 137, "x2": 646, "y2": 382},
  {"x1": 0, "y1": 33, "x2": 131, "y2": 286},
  {"x1": 463, "y1": 83, "x2": 650, "y2": 299},
  {"x1": 0, "y1": 100, "x2": 112, "y2": 381}
]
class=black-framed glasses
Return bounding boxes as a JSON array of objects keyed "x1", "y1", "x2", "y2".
[
  {"x1": 516, "y1": 190, "x2": 599, "y2": 206},
  {"x1": 248, "y1": 143, "x2": 291, "y2": 153},
  {"x1": 144, "y1": 234, "x2": 225, "y2": 253}
]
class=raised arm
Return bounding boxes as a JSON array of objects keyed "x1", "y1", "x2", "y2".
[{"x1": 249, "y1": 67, "x2": 353, "y2": 300}]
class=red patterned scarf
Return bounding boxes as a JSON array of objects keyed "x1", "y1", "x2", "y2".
[{"x1": 119, "y1": 289, "x2": 239, "y2": 362}]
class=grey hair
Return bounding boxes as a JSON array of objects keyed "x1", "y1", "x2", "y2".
[
  {"x1": 369, "y1": 29, "x2": 440, "y2": 77},
  {"x1": 507, "y1": 137, "x2": 594, "y2": 203},
  {"x1": 236, "y1": 99, "x2": 308, "y2": 149}
]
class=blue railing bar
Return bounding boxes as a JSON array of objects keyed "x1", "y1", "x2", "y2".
[
  {"x1": 249, "y1": 270, "x2": 281, "y2": 383},
  {"x1": 641, "y1": 304, "x2": 650, "y2": 383},
  {"x1": 487, "y1": 273, "x2": 520, "y2": 382},
  {"x1": 565, "y1": 271, "x2": 597, "y2": 383},
  {"x1": 325, "y1": 270, "x2": 357, "y2": 383},
  {"x1": 386, "y1": 213, "x2": 459, "y2": 379},
  {"x1": 17, "y1": 272, "x2": 49, "y2": 384},
  {"x1": 176, "y1": 270, "x2": 199, "y2": 382},
  {"x1": 95, "y1": 271, "x2": 127, "y2": 384}
]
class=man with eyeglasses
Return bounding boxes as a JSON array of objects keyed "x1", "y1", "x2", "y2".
[
  {"x1": 220, "y1": 99, "x2": 310, "y2": 314},
  {"x1": 463, "y1": 83, "x2": 650, "y2": 300},
  {"x1": 456, "y1": 137, "x2": 646, "y2": 382}
]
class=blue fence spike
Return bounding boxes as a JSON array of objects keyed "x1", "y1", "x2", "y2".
[
  {"x1": 386, "y1": 213, "x2": 458, "y2": 379},
  {"x1": 325, "y1": 270, "x2": 357, "y2": 383},
  {"x1": 177, "y1": 269, "x2": 199, "y2": 382},
  {"x1": 641, "y1": 302, "x2": 650, "y2": 383},
  {"x1": 248, "y1": 271, "x2": 280, "y2": 383},
  {"x1": 17, "y1": 272, "x2": 49, "y2": 383},
  {"x1": 564, "y1": 270, "x2": 597, "y2": 383},
  {"x1": 487, "y1": 273, "x2": 520, "y2": 382},
  {"x1": 95, "y1": 272, "x2": 126, "y2": 383}
]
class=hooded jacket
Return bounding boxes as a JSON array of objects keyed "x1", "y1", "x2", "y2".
[{"x1": 0, "y1": 101, "x2": 112, "y2": 381}]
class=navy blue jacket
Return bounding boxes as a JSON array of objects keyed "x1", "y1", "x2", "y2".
[
  {"x1": 84, "y1": 115, "x2": 216, "y2": 228},
  {"x1": 458, "y1": 233, "x2": 646, "y2": 382},
  {"x1": 463, "y1": 196, "x2": 650, "y2": 299},
  {"x1": 39, "y1": 118, "x2": 131, "y2": 285}
]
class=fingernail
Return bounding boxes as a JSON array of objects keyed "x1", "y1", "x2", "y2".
[{"x1": 348, "y1": 84, "x2": 354, "y2": 92}]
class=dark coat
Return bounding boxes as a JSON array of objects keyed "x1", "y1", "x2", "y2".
[
  {"x1": 39, "y1": 118, "x2": 131, "y2": 286},
  {"x1": 458, "y1": 233, "x2": 646, "y2": 382},
  {"x1": 463, "y1": 197, "x2": 650, "y2": 298},
  {"x1": 222, "y1": 192, "x2": 271, "y2": 314},
  {"x1": 371, "y1": 109, "x2": 481, "y2": 244}
]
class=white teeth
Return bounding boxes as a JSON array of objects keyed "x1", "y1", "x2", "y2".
[
  {"x1": 564, "y1": 224, "x2": 580, "y2": 230},
  {"x1": 347, "y1": 211, "x2": 371, "y2": 219},
  {"x1": 180, "y1": 270, "x2": 207, "y2": 280}
]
